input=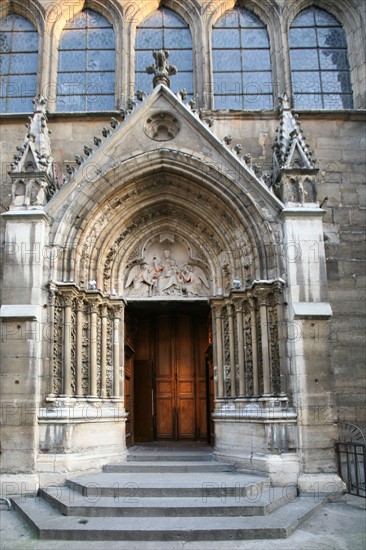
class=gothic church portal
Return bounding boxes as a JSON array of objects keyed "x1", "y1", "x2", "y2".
[{"x1": 0, "y1": 1, "x2": 365, "y2": 500}]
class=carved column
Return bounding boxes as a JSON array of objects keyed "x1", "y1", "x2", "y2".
[
  {"x1": 272, "y1": 286, "x2": 284, "y2": 394},
  {"x1": 214, "y1": 305, "x2": 224, "y2": 398},
  {"x1": 48, "y1": 287, "x2": 56, "y2": 398},
  {"x1": 75, "y1": 298, "x2": 84, "y2": 397},
  {"x1": 89, "y1": 301, "x2": 99, "y2": 398},
  {"x1": 100, "y1": 305, "x2": 108, "y2": 398},
  {"x1": 249, "y1": 297, "x2": 259, "y2": 395},
  {"x1": 235, "y1": 299, "x2": 246, "y2": 396},
  {"x1": 119, "y1": 304, "x2": 125, "y2": 400},
  {"x1": 112, "y1": 306, "x2": 122, "y2": 398},
  {"x1": 210, "y1": 305, "x2": 218, "y2": 397},
  {"x1": 228, "y1": 304, "x2": 236, "y2": 398},
  {"x1": 256, "y1": 290, "x2": 271, "y2": 394},
  {"x1": 62, "y1": 294, "x2": 74, "y2": 397}
]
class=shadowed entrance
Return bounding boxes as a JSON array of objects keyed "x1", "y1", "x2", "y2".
[{"x1": 127, "y1": 302, "x2": 213, "y2": 443}]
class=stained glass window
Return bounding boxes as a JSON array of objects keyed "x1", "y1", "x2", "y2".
[
  {"x1": 289, "y1": 8, "x2": 353, "y2": 109},
  {"x1": 135, "y1": 8, "x2": 193, "y2": 99},
  {"x1": 212, "y1": 8, "x2": 273, "y2": 110},
  {"x1": 57, "y1": 9, "x2": 115, "y2": 112},
  {"x1": 0, "y1": 14, "x2": 38, "y2": 113}
]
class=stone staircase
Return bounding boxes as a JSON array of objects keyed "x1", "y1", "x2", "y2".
[{"x1": 12, "y1": 446, "x2": 323, "y2": 541}]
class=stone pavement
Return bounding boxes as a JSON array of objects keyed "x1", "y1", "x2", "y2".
[{"x1": 1, "y1": 494, "x2": 365, "y2": 550}]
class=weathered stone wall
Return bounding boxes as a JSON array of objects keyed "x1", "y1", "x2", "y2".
[{"x1": 1, "y1": 112, "x2": 365, "y2": 435}]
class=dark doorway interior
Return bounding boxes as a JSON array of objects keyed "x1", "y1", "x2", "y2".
[{"x1": 128, "y1": 302, "x2": 212, "y2": 443}]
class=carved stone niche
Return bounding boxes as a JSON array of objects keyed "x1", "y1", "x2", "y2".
[
  {"x1": 280, "y1": 174, "x2": 317, "y2": 205},
  {"x1": 144, "y1": 112, "x2": 180, "y2": 142},
  {"x1": 124, "y1": 235, "x2": 210, "y2": 298}
]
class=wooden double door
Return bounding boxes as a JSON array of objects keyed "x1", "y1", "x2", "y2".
[{"x1": 133, "y1": 307, "x2": 211, "y2": 441}]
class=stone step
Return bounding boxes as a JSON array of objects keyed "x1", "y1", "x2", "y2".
[
  {"x1": 127, "y1": 451, "x2": 212, "y2": 462},
  {"x1": 39, "y1": 486, "x2": 297, "y2": 517},
  {"x1": 66, "y1": 471, "x2": 269, "y2": 498},
  {"x1": 103, "y1": 460, "x2": 234, "y2": 473},
  {"x1": 11, "y1": 495, "x2": 323, "y2": 541}
]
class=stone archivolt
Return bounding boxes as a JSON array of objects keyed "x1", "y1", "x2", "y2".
[{"x1": 60, "y1": 171, "x2": 266, "y2": 298}]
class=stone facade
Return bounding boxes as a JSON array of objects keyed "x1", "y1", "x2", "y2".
[{"x1": 0, "y1": 0, "x2": 365, "y2": 498}]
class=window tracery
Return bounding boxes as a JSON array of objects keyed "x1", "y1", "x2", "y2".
[
  {"x1": 212, "y1": 7, "x2": 273, "y2": 110},
  {"x1": 0, "y1": 14, "x2": 38, "y2": 113},
  {"x1": 56, "y1": 9, "x2": 115, "y2": 112},
  {"x1": 289, "y1": 7, "x2": 353, "y2": 109},
  {"x1": 135, "y1": 7, "x2": 193, "y2": 98}
]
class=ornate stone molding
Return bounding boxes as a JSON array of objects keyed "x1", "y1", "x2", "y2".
[
  {"x1": 146, "y1": 50, "x2": 178, "y2": 88},
  {"x1": 210, "y1": 279, "x2": 285, "y2": 399},
  {"x1": 9, "y1": 96, "x2": 58, "y2": 210},
  {"x1": 46, "y1": 283, "x2": 126, "y2": 402},
  {"x1": 272, "y1": 93, "x2": 319, "y2": 206}
]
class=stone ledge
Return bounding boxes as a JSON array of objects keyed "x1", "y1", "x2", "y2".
[
  {"x1": 291, "y1": 302, "x2": 333, "y2": 319},
  {"x1": 0, "y1": 305, "x2": 41, "y2": 320}
]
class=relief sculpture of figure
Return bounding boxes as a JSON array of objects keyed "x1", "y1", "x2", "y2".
[
  {"x1": 125, "y1": 249, "x2": 210, "y2": 297},
  {"x1": 181, "y1": 265, "x2": 209, "y2": 296},
  {"x1": 155, "y1": 249, "x2": 181, "y2": 295},
  {"x1": 125, "y1": 262, "x2": 153, "y2": 297}
]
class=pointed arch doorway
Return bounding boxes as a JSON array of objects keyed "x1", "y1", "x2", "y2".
[{"x1": 126, "y1": 301, "x2": 214, "y2": 445}]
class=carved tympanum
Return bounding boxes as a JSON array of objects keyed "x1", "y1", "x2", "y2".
[{"x1": 125, "y1": 248, "x2": 209, "y2": 298}]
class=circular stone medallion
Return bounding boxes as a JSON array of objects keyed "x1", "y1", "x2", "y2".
[{"x1": 144, "y1": 112, "x2": 180, "y2": 141}]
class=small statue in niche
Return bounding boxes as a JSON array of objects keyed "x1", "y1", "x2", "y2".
[{"x1": 11, "y1": 180, "x2": 26, "y2": 206}]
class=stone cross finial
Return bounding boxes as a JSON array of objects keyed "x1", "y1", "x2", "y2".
[{"x1": 146, "y1": 50, "x2": 178, "y2": 88}]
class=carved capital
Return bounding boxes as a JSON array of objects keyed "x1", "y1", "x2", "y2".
[
  {"x1": 233, "y1": 298, "x2": 244, "y2": 314},
  {"x1": 63, "y1": 294, "x2": 74, "y2": 308},
  {"x1": 75, "y1": 298, "x2": 85, "y2": 311},
  {"x1": 89, "y1": 301, "x2": 100, "y2": 315},
  {"x1": 48, "y1": 290, "x2": 58, "y2": 307},
  {"x1": 227, "y1": 303, "x2": 235, "y2": 318},
  {"x1": 253, "y1": 288, "x2": 271, "y2": 307},
  {"x1": 100, "y1": 304, "x2": 109, "y2": 318},
  {"x1": 111, "y1": 305, "x2": 123, "y2": 319}
]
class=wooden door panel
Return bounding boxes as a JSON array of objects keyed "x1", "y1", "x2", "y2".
[
  {"x1": 156, "y1": 397, "x2": 174, "y2": 437},
  {"x1": 156, "y1": 316, "x2": 173, "y2": 377},
  {"x1": 176, "y1": 315, "x2": 196, "y2": 439},
  {"x1": 178, "y1": 380, "x2": 194, "y2": 394},
  {"x1": 134, "y1": 360, "x2": 153, "y2": 442},
  {"x1": 155, "y1": 316, "x2": 175, "y2": 439},
  {"x1": 178, "y1": 397, "x2": 196, "y2": 438}
]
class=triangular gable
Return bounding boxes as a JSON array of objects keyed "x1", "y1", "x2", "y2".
[{"x1": 48, "y1": 84, "x2": 283, "y2": 217}]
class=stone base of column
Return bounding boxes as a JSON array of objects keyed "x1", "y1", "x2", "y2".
[
  {"x1": 35, "y1": 401, "x2": 128, "y2": 489},
  {"x1": 297, "y1": 473, "x2": 346, "y2": 500},
  {"x1": 213, "y1": 397, "x2": 300, "y2": 486}
]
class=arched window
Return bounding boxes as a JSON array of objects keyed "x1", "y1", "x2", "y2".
[
  {"x1": 0, "y1": 14, "x2": 38, "y2": 113},
  {"x1": 289, "y1": 7, "x2": 353, "y2": 109},
  {"x1": 212, "y1": 8, "x2": 273, "y2": 110},
  {"x1": 57, "y1": 9, "x2": 115, "y2": 112},
  {"x1": 135, "y1": 7, "x2": 193, "y2": 98}
]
